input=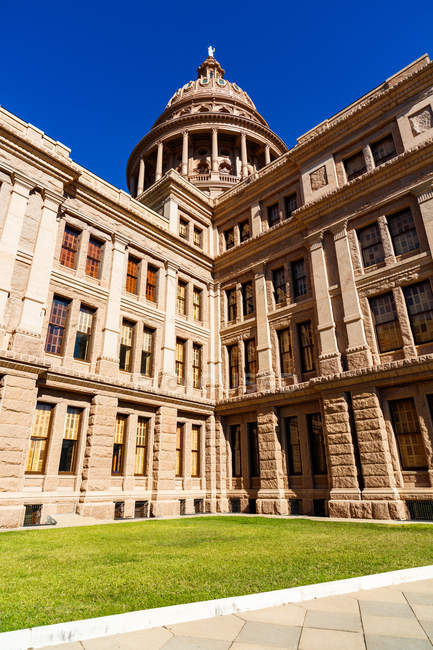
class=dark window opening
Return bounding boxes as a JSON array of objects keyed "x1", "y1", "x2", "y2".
[
  {"x1": 114, "y1": 502, "x2": 124, "y2": 520},
  {"x1": 23, "y1": 504, "x2": 42, "y2": 527}
]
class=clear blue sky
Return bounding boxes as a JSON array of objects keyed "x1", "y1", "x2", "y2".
[{"x1": 1, "y1": 0, "x2": 432, "y2": 191}]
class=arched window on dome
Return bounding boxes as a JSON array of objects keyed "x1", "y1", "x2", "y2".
[
  {"x1": 196, "y1": 161, "x2": 209, "y2": 175},
  {"x1": 219, "y1": 161, "x2": 232, "y2": 175}
]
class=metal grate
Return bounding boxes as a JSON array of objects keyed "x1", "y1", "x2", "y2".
[
  {"x1": 407, "y1": 500, "x2": 433, "y2": 521},
  {"x1": 313, "y1": 499, "x2": 327, "y2": 517},
  {"x1": 194, "y1": 498, "x2": 203, "y2": 514},
  {"x1": 231, "y1": 498, "x2": 241, "y2": 513},
  {"x1": 179, "y1": 499, "x2": 186, "y2": 516},
  {"x1": 289, "y1": 499, "x2": 302, "y2": 515},
  {"x1": 134, "y1": 501, "x2": 148, "y2": 519},
  {"x1": 114, "y1": 501, "x2": 124, "y2": 520},
  {"x1": 23, "y1": 504, "x2": 42, "y2": 526}
]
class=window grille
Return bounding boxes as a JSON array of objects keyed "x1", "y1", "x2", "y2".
[
  {"x1": 313, "y1": 499, "x2": 327, "y2": 517},
  {"x1": 230, "y1": 498, "x2": 241, "y2": 513},
  {"x1": 126, "y1": 256, "x2": 139, "y2": 294},
  {"x1": 114, "y1": 502, "x2": 124, "y2": 519},
  {"x1": 387, "y1": 209, "x2": 419, "y2": 256},
  {"x1": 60, "y1": 225, "x2": 80, "y2": 268},
  {"x1": 59, "y1": 406, "x2": 82, "y2": 473},
  {"x1": 23, "y1": 504, "x2": 42, "y2": 526},
  {"x1": 194, "y1": 498, "x2": 203, "y2": 514},
  {"x1": 134, "y1": 501, "x2": 149, "y2": 518},
  {"x1": 407, "y1": 501, "x2": 433, "y2": 521},
  {"x1": 358, "y1": 223, "x2": 385, "y2": 267},
  {"x1": 26, "y1": 403, "x2": 53, "y2": 473},
  {"x1": 179, "y1": 499, "x2": 186, "y2": 515},
  {"x1": 134, "y1": 417, "x2": 149, "y2": 475},
  {"x1": 86, "y1": 237, "x2": 103, "y2": 278},
  {"x1": 369, "y1": 293, "x2": 403, "y2": 352},
  {"x1": 248, "y1": 498, "x2": 257, "y2": 514},
  {"x1": 403, "y1": 281, "x2": 433, "y2": 345},
  {"x1": 389, "y1": 398, "x2": 427, "y2": 470},
  {"x1": 45, "y1": 296, "x2": 69, "y2": 354}
]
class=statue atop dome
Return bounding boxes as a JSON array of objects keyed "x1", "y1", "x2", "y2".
[{"x1": 208, "y1": 45, "x2": 215, "y2": 58}]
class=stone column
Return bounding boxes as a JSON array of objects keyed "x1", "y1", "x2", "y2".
[
  {"x1": 151, "y1": 405, "x2": 178, "y2": 517},
  {"x1": 211, "y1": 128, "x2": 218, "y2": 173},
  {"x1": 333, "y1": 224, "x2": 372, "y2": 370},
  {"x1": 96, "y1": 234, "x2": 128, "y2": 376},
  {"x1": 240, "y1": 132, "x2": 248, "y2": 179},
  {"x1": 323, "y1": 393, "x2": 361, "y2": 518},
  {"x1": 0, "y1": 372, "x2": 38, "y2": 528},
  {"x1": 205, "y1": 414, "x2": 217, "y2": 513},
  {"x1": 155, "y1": 141, "x2": 163, "y2": 182},
  {"x1": 0, "y1": 176, "x2": 32, "y2": 338},
  {"x1": 137, "y1": 157, "x2": 145, "y2": 196},
  {"x1": 253, "y1": 263, "x2": 275, "y2": 391},
  {"x1": 251, "y1": 201, "x2": 262, "y2": 236},
  {"x1": 351, "y1": 388, "x2": 407, "y2": 520},
  {"x1": 163, "y1": 197, "x2": 178, "y2": 235},
  {"x1": 159, "y1": 261, "x2": 178, "y2": 391},
  {"x1": 215, "y1": 415, "x2": 229, "y2": 512},
  {"x1": 256, "y1": 406, "x2": 288, "y2": 515},
  {"x1": 182, "y1": 131, "x2": 189, "y2": 177},
  {"x1": 12, "y1": 190, "x2": 63, "y2": 355},
  {"x1": 264, "y1": 145, "x2": 271, "y2": 165},
  {"x1": 77, "y1": 394, "x2": 118, "y2": 519},
  {"x1": 414, "y1": 183, "x2": 433, "y2": 255},
  {"x1": 308, "y1": 234, "x2": 342, "y2": 375}
]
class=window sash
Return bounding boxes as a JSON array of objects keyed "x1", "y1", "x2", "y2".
[
  {"x1": 134, "y1": 417, "x2": 148, "y2": 475},
  {"x1": 176, "y1": 424, "x2": 184, "y2": 476},
  {"x1": 308, "y1": 412, "x2": 327, "y2": 474},
  {"x1": 45, "y1": 297, "x2": 69, "y2": 355},
  {"x1": 193, "y1": 289, "x2": 201, "y2": 320},
  {"x1": 242, "y1": 282, "x2": 254, "y2": 315},
  {"x1": 298, "y1": 322, "x2": 314, "y2": 372},
  {"x1": 292, "y1": 260, "x2": 307, "y2": 297},
  {"x1": 369, "y1": 293, "x2": 403, "y2": 352},
  {"x1": 126, "y1": 257, "x2": 139, "y2": 294},
  {"x1": 146, "y1": 267, "x2": 157, "y2": 302},
  {"x1": 60, "y1": 226, "x2": 79, "y2": 268},
  {"x1": 227, "y1": 289, "x2": 237, "y2": 321},
  {"x1": 268, "y1": 203, "x2": 279, "y2": 226},
  {"x1": 176, "y1": 340, "x2": 185, "y2": 384},
  {"x1": 278, "y1": 328, "x2": 292, "y2": 375},
  {"x1": 86, "y1": 238, "x2": 102, "y2": 278},
  {"x1": 284, "y1": 194, "x2": 297, "y2": 219},
  {"x1": 273, "y1": 268, "x2": 286, "y2": 303},
  {"x1": 121, "y1": 321, "x2": 134, "y2": 346},
  {"x1": 371, "y1": 135, "x2": 396, "y2": 165},
  {"x1": 245, "y1": 339, "x2": 257, "y2": 385},
  {"x1": 358, "y1": 224, "x2": 385, "y2": 267},
  {"x1": 26, "y1": 403, "x2": 53, "y2": 473},
  {"x1": 404, "y1": 282, "x2": 433, "y2": 345},
  {"x1": 225, "y1": 228, "x2": 235, "y2": 249},
  {"x1": 179, "y1": 220, "x2": 188, "y2": 238},
  {"x1": 389, "y1": 398, "x2": 427, "y2": 470},
  {"x1": 193, "y1": 228, "x2": 202, "y2": 247},
  {"x1": 247, "y1": 422, "x2": 259, "y2": 477},
  {"x1": 344, "y1": 151, "x2": 366, "y2": 180},
  {"x1": 63, "y1": 407, "x2": 81, "y2": 440},
  {"x1": 240, "y1": 220, "x2": 251, "y2": 241},
  {"x1": 177, "y1": 282, "x2": 186, "y2": 314},
  {"x1": 59, "y1": 439, "x2": 77, "y2": 473},
  {"x1": 228, "y1": 345, "x2": 239, "y2": 388},
  {"x1": 285, "y1": 416, "x2": 302, "y2": 475},
  {"x1": 230, "y1": 425, "x2": 241, "y2": 477},
  {"x1": 114, "y1": 415, "x2": 126, "y2": 444},
  {"x1": 192, "y1": 345, "x2": 202, "y2": 389},
  {"x1": 388, "y1": 210, "x2": 419, "y2": 256},
  {"x1": 120, "y1": 322, "x2": 134, "y2": 371},
  {"x1": 191, "y1": 425, "x2": 200, "y2": 477}
]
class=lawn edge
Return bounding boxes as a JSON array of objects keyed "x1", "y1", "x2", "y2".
[{"x1": 2, "y1": 564, "x2": 433, "y2": 649}]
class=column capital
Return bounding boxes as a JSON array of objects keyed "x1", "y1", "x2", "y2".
[
  {"x1": 252, "y1": 261, "x2": 266, "y2": 278},
  {"x1": 111, "y1": 233, "x2": 129, "y2": 250},
  {"x1": 332, "y1": 220, "x2": 349, "y2": 241},
  {"x1": 165, "y1": 260, "x2": 179, "y2": 274},
  {"x1": 305, "y1": 230, "x2": 324, "y2": 250},
  {"x1": 10, "y1": 173, "x2": 34, "y2": 197},
  {"x1": 41, "y1": 188, "x2": 64, "y2": 210}
]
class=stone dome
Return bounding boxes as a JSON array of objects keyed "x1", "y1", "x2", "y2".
[{"x1": 127, "y1": 51, "x2": 287, "y2": 198}]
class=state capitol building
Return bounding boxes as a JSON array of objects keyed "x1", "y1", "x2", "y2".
[{"x1": 1, "y1": 50, "x2": 433, "y2": 528}]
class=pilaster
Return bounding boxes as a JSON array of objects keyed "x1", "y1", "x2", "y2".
[
  {"x1": 159, "y1": 261, "x2": 178, "y2": 391},
  {"x1": 256, "y1": 406, "x2": 288, "y2": 515},
  {"x1": 414, "y1": 183, "x2": 433, "y2": 256},
  {"x1": 253, "y1": 263, "x2": 275, "y2": 391},
  {"x1": 151, "y1": 405, "x2": 178, "y2": 517}
]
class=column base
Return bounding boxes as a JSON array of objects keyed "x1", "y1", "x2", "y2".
[
  {"x1": 150, "y1": 499, "x2": 180, "y2": 518},
  {"x1": 256, "y1": 496, "x2": 289, "y2": 515},
  {"x1": 9, "y1": 329, "x2": 43, "y2": 356},
  {"x1": 346, "y1": 345, "x2": 372, "y2": 370},
  {"x1": 328, "y1": 498, "x2": 408, "y2": 520},
  {"x1": 319, "y1": 352, "x2": 342, "y2": 376},
  {"x1": 76, "y1": 500, "x2": 115, "y2": 520},
  {"x1": 256, "y1": 372, "x2": 276, "y2": 392}
]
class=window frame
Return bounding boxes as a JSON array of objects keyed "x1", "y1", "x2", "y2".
[
  {"x1": 126, "y1": 255, "x2": 140, "y2": 295},
  {"x1": 228, "y1": 344, "x2": 239, "y2": 389},
  {"x1": 298, "y1": 321, "x2": 315, "y2": 373},
  {"x1": 141, "y1": 326, "x2": 154, "y2": 376},
  {"x1": 45, "y1": 295, "x2": 70, "y2": 355},
  {"x1": 291, "y1": 258, "x2": 307, "y2": 298},
  {"x1": 176, "y1": 338, "x2": 186, "y2": 385},
  {"x1": 278, "y1": 328, "x2": 292, "y2": 376},
  {"x1": 357, "y1": 222, "x2": 385, "y2": 268},
  {"x1": 230, "y1": 424, "x2": 241, "y2": 477},
  {"x1": 60, "y1": 224, "x2": 80, "y2": 269},
  {"x1": 272, "y1": 267, "x2": 286, "y2": 305},
  {"x1": 387, "y1": 208, "x2": 419, "y2": 257},
  {"x1": 284, "y1": 416, "x2": 302, "y2": 476},
  {"x1": 227, "y1": 288, "x2": 237, "y2": 322},
  {"x1": 244, "y1": 338, "x2": 257, "y2": 386},
  {"x1": 247, "y1": 422, "x2": 259, "y2": 477},
  {"x1": 134, "y1": 416, "x2": 149, "y2": 476},
  {"x1": 307, "y1": 412, "x2": 327, "y2": 475},
  {"x1": 119, "y1": 319, "x2": 134, "y2": 372},
  {"x1": 369, "y1": 293, "x2": 403, "y2": 353},
  {"x1": 26, "y1": 402, "x2": 54, "y2": 474},
  {"x1": 403, "y1": 281, "x2": 433, "y2": 345},
  {"x1": 74, "y1": 304, "x2": 95, "y2": 361},
  {"x1": 192, "y1": 343, "x2": 202, "y2": 389},
  {"x1": 58, "y1": 406, "x2": 83, "y2": 474},
  {"x1": 146, "y1": 265, "x2": 158, "y2": 303},
  {"x1": 241, "y1": 281, "x2": 254, "y2": 317},
  {"x1": 176, "y1": 423, "x2": 184, "y2": 477},
  {"x1": 371, "y1": 133, "x2": 397, "y2": 166},
  {"x1": 191, "y1": 424, "x2": 201, "y2": 477},
  {"x1": 389, "y1": 398, "x2": 427, "y2": 471},
  {"x1": 267, "y1": 202, "x2": 280, "y2": 227},
  {"x1": 112, "y1": 414, "x2": 127, "y2": 475}
]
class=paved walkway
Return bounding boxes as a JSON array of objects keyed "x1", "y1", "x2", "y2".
[{"x1": 46, "y1": 578, "x2": 433, "y2": 649}]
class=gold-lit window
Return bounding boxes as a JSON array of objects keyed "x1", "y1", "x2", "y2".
[
  {"x1": 389, "y1": 398, "x2": 427, "y2": 470},
  {"x1": 369, "y1": 293, "x2": 403, "y2": 353},
  {"x1": 176, "y1": 338, "x2": 185, "y2": 385},
  {"x1": 141, "y1": 327, "x2": 154, "y2": 376},
  {"x1": 179, "y1": 219, "x2": 188, "y2": 239},
  {"x1": 59, "y1": 407, "x2": 82, "y2": 473},
  {"x1": 193, "y1": 227, "x2": 202, "y2": 247},
  {"x1": 112, "y1": 414, "x2": 126, "y2": 474},
  {"x1": 228, "y1": 344, "x2": 239, "y2": 389},
  {"x1": 26, "y1": 403, "x2": 53, "y2": 473},
  {"x1": 244, "y1": 338, "x2": 257, "y2": 386},
  {"x1": 193, "y1": 288, "x2": 202, "y2": 321},
  {"x1": 191, "y1": 424, "x2": 201, "y2": 477},
  {"x1": 119, "y1": 320, "x2": 134, "y2": 371},
  {"x1": 298, "y1": 321, "x2": 314, "y2": 372},
  {"x1": 278, "y1": 328, "x2": 292, "y2": 376},
  {"x1": 272, "y1": 267, "x2": 286, "y2": 304},
  {"x1": 176, "y1": 423, "x2": 184, "y2": 476},
  {"x1": 225, "y1": 228, "x2": 235, "y2": 250},
  {"x1": 126, "y1": 256, "x2": 139, "y2": 294},
  {"x1": 239, "y1": 220, "x2": 250, "y2": 242},
  {"x1": 192, "y1": 344, "x2": 202, "y2": 389},
  {"x1": 134, "y1": 417, "x2": 149, "y2": 476},
  {"x1": 177, "y1": 281, "x2": 186, "y2": 315}
]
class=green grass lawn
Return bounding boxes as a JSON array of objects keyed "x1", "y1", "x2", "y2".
[{"x1": 1, "y1": 516, "x2": 433, "y2": 632}]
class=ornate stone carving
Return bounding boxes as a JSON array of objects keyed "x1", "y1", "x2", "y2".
[
  {"x1": 310, "y1": 165, "x2": 328, "y2": 191},
  {"x1": 409, "y1": 106, "x2": 433, "y2": 136}
]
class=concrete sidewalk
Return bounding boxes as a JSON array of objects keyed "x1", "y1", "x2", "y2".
[{"x1": 44, "y1": 578, "x2": 433, "y2": 650}]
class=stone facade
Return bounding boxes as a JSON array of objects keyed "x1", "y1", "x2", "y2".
[{"x1": 1, "y1": 52, "x2": 433, "y2": 527}]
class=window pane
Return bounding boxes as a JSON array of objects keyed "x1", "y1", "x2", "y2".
[
  {"x1": 285, "y1": 417, "x2": 302, "y2": 475},
  {"x1": 247, "y1": 422, "x2": 259, "y2": 477},
  {"x1": 244, "y1": 339, "x2": 257, "y2": 385},
  {"x1": 242, "y1": 281, "x2": 254, "y2": 315},
  {"x1": 176, "y1": 339, "x2": 185, "y2": 384},
  {"x1": 230, "y1": 424, "x2": 241, "y2": 476},
  {"x1": 45, "y1": 297, "x2": 69, "y2": 354},
  {"x1": 292, "y1": 259, "x2": 307, "y2": 297},
  {"x1": 176, "y1": 424, "x2": 184, "y2": 476},
  {"x1": 278, "y1": 328, "x2": 292, "y2": 375},
  {"x1": 177, "y1": 282, "x2": 186, "y2": 314},
  {"x1": 268, "y1": 203, "x2": 280, "y2": 227},
  {"x1": 284, "y1": 194, "x2": 297, "y2": 219},
  {"x1": 389, "y1": 398, "x2": 427, "y2": 470},
  {"x1": 344, "y1": 151, "x2": 366, "y2": 180},
  {"x1": 240, "y1": 220, "x2": 251, "y2": 241},
  {"x1": 228, "y1": 344, "x2": 239, "y2": 388},
  {"x1": 298, "y1": 321, "x2": 314, "y2": 372},
  {"x1": 146, "y1": 266, "x2": 157, "y2": 302},
  {"x1": 227, "y1": 288, "x2": 237, "y2": 321},
  {"x1": 387, "y1": 209, "x2": 419, "y2": 256},
  {"x1": 193, "y1": 344, "x2": 202, "y2": 389},
  {"x1": 273, "y1": 268, "x2": 286, "y2": 303},
  {"x1": 126, "y1": 256, "x2": 139, "y2": 294},
  {"x1": 60, "y1": 226, "x2": 79, "y2": 268},
  {"x1": 358, "y1": 223, "x2": 385, "y2": 267},
  {"x1": 26, "y1": 403, "x2": 53, "y2": 473},
  {"x1": 59, "y1": 439, "x2": 76, "y2": 473},
  {"x1": 191, "y1": 424, "x2": 200, "y2": 477},
  {"x1": 193, "y1": 227, "x2": 202, "y2": 247},
  {"x1": 308, "y1": 412, "x2": 327, "y2": 474},
  {"x1": 225, "y1": 228, "x2": 234, "y2": 249},
  {"x1": 193, "y1": 289, "x2": 201, "y2": 320},
  {"x1": 403, "y1": 282, "x2": 433, "y2": 344},
  {"x1": 135, "y1": 417, "x2": 148, "y2": 475},
  {"x1": 369, "y1": 293, "x2": 403, "y2": 352},
  {"x1": 86, "y1": 238, "x2": 102, "y2": 278},
  {"x1": 371, "y1": 134, "x2": 396, "y2": 165}
]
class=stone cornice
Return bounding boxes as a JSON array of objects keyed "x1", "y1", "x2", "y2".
[{"x1": 138, "y1": 169, "x2": 214, "y2": 214}]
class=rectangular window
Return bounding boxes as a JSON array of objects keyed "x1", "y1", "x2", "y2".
[
  {"x1": 227, "y1": 288, "x2": 237, "y2": 321},
  {"x1": 389, "y1": 398, "x2": 427, "y2": 470},
  {"x1": 146, "y1": 265, "x2": 158, "y2": 303},
  {"x1": 371, "y1": 134, "x2": 397, "y2": 166},
  {"x1": 225, "y1": 227, "x2": 235, "y2": 250},
  {"x1": 278, "y1": 328, "x2": 292, "y2": 376},
  {"x1": 192, "y1": 343, "x2": 202, "y2": 389},
  {"x1": 85, "y1": 237, "x2": 103, "y2": 278},
  {"x1": 239, "y1": 220, "x2": 251, "y2": 242},
  {"x1": 60, "y1": 225, "x2": 80, "y2": 269},
  {"x1": 141, "y1": 327, "x2": 154, "y2": 376},
  {"x1": 59, "y1": 406, "x2": 82, "y2": 473},
  {"x1": 358, "y1": 223, "x2": 385, "y2": 267},
  {"x1": 284, "y1": 193, "x2": 297, "y2": 219},
  {"x1": 247, "y1": 422, "x2": 259, "y2": 477},
  {"x1": 272, "y1": 267, "x2": 286, "y2": 304},
  {"x1": 284, "y1": 417, "x2": 302, "y2": 475},
  {"x1": 387, "y1": 209, "x2": 419, "y2": 256},
  {"x1": 176, "y1": 338, "x2": 185, "y2": 385},
  {"x1": 307, "y1": 412, "x2": 327, "y2": 474},
  {"x1": 45, "y1": 296, "x2": 69, "y2": 355},
  {"x1": 241, "y1": 281, "x2": 254, "y2": 316},
  {"x1": 343, "y1": 151, "x2": 366, "y2": 181},
  {"x1": 112, "y1": 415, "x2": 126, "y2": 474},
  {"x1": 298, "y1": 321, "x2": 315, "y2": 372},
  {"x1": 292, "y1": 259, "x2": 307, "y2": 298},
  {"x1": 126, "y1": 256, "x2": 139, "y2": 294},
  {"x1": 176, "y1": 423, "x2": 184, "y2": 476},
  {"x1": 369, "y1": 293, "x2": 403, "y2": 353},
  {"x1": 179, "y1": 218, "x2": 188, "y2": 239},
  {"x1": 134, "y1": 417, "x2": 149, "y2": 476},
  {"x1": 26, "y1": 403, "x2": 53, "y2": 473},
  {"x1": 74, "y1": 305, "x2": 95, "y2": 361},
  {"x1": 230, "y1": 424, "x2": 241, "y2": 477},
  {"x1": 267, "y1": 203, "x2": 280, "y2": 227},
  {"x1": 177, "y1": 281, "x2": 186, "y2": 315},
  {"x1": 403, "y1": 281, "x2": 433, "y2": 345},
  {"x1": 244, "y1": 338, "x2": 257, "y2": 386},
  {"x1": 228, "y1": 344, "x2": 239, "y2": 389},
  {"x1": 191, "y1": 424, "x2": 201, "y2": 477},
  {"x1": 193, "y1": 227, "x2": 202, "y2": 247},
  {"x1": 119, "y1": 320, "x2": 134, "y2": 371},
  {"x1": 193, "y1": 288, "x2": 202, "y2": 321}
]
